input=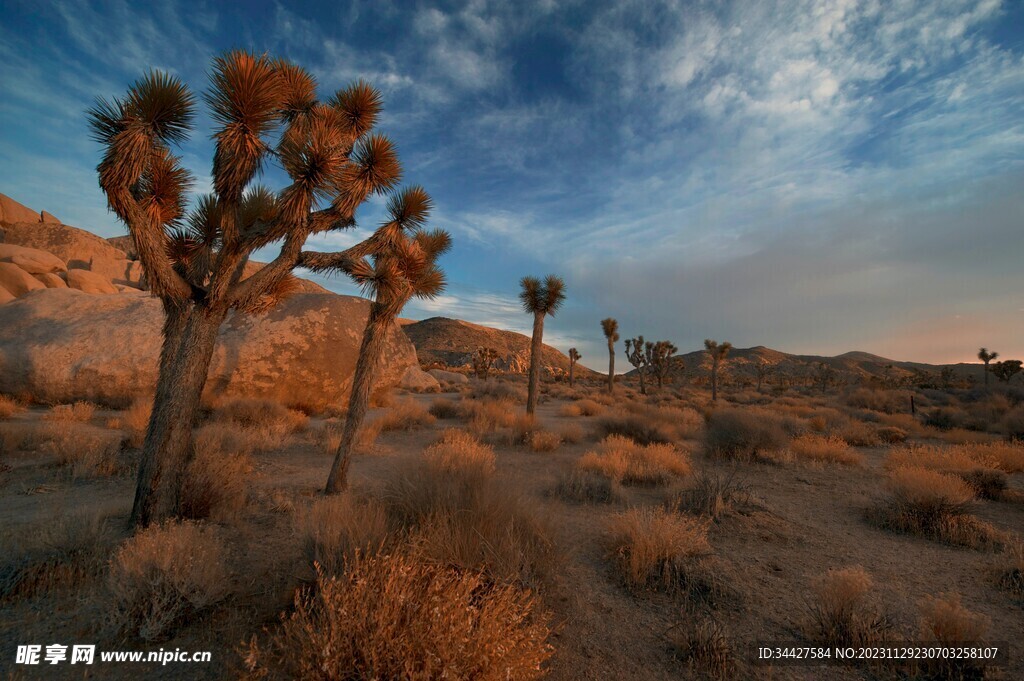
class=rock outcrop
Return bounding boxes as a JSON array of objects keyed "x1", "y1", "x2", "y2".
[
  {"x1": 428, "y1": 368, "x2": 470, "y2": 385},
  {"x1": 0, "y1": 289, "x2": 417, "y2": 410},
  {"x1": 399, "y1": 366, "x2": 441, "y2": 392}
]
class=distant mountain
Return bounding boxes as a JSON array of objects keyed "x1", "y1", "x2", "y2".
[{"x1": 402, "y1": 317, "x2": 592, "y2": 376}]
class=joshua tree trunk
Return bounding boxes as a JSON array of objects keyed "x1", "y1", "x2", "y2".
[
  {"x1": 607, "y1": 338, "x2": 615, "y2": 394},
  {"x1": 325, "y1": 303, "x2": 389, "y2": 494},
  {"x1": 569, "y1": 362, "x2": 575, "y2": 388},
  {"x1": 638, "y1": 367, "x2": 647, "y2": 395},
  {"x1": 983, "y1": 360, "x2": 990, "y2": 387},
  {"x1": 711, "y1": 362, "x2": 719, "y2": 402},
  {"x1": 131, "y1": 306, "x2": 223, "y2": 527},
  {"x1": 657, "y1": 373, "x2": 663, "y2": 390},
  {"x1": 526, "y1": 312, "x2": 545, "y2": 415}
]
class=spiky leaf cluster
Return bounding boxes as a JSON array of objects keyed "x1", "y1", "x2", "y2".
[
  {"x1": 601, "y1": 318, "x2": 619, "y2": 343},
  {"x1": 473, "y1": 347, "x2": 501, "y2": 378},
  {"x1": 646, "y1": 340, "x2": 678, "y2": 381},
  {"x1": 519, "y1": 275, "x2": 566, "y2": 316},
  {"x1": 624, "y1": 336, "x2": 648, "y2": 371}
]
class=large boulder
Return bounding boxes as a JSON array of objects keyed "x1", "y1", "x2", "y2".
[
  {"x1": 66, "y1": 268, "x2": 119, "y2": 294},
  {"x1": 428, "y1": 368, "x2": 470, "y2": 385},
  {"x1": 0, "y1": 244, "x2": 66, "y2": 274},
  {"x1": 0, "y1": 262, "x2": 45, "y2": 297},
  {"x1": 0, "y1": 290, "x2": 418, "y2": 411},
  {"x1": 0, "y1": 193, "x2": 40, "y2": 224},
  {"x1": 399, "y1": 366, "x2": 441, "y2": 392},
  {"x1": 0, "y1": 221, "x2": 128, "y2": 267},
  {"x1": 35, "y1": 273, "x2": 67, "y2": 289}
]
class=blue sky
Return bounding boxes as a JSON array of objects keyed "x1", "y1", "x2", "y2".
[{"x1": 2, "y1": 0, "x2": 1022, "y2": 367}]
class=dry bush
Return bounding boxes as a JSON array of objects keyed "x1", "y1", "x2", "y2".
[
  {"x1": 790, "y1": 434, "x2": 865, "y2": 466},
  {"x1": 43, "y1": 421, "x2": 127, "y2": 478},
  {"x1": 805, "y1": 567, "x2": 891, "y2": 646},
  {"x1": 916, "y1": 593, "x2": 992, "y2": 680},
  {"x1": 703, "y1": 409, "x2": 790, "y2": 461},
  {"x1": 553, "y1": 469, "x2": 622, "y2": 505},
  {"x1": 558, "y1": 422, "x2": 586, "y2": 444},
  {"x1": 299, "y1": 495, "x2": 390, "y2": 577},
  {"x1": 846, "y1": 388, "x2": 908, "y2": 414},
  {"x1": 243, "y1": 551, "x2": 554, "y2": 681},
  {"x1": 471, "y1": 378, "x2": 527, "y2": 402},
  {"x1": 428, "y1": 397, "x2": 461, "y2": 419},
  {"x1": 869, "y1": 467, "x2": 1006, "y2": 550},
  {"x1": 211, "y1": 397, "x2": 308, "y2": 450},
  {"x1": 374, "y1": 398, "x2": 436, "y2": 432},
  {"x1": 669, "y1": 614, "x2": 737, "y2": 681},
  {"x1": 461, "y1": 398, "x2": 518, "y2": 435},
  {"x1": 835, "y1": 418, "x2": 881, "y2": 447},
  {"x1": 114, "y1": 396, "x2": 152, "y2": 448},
  {"x1": 668, "y1": 469, "x2": 752, "y2": 520},
  {"x1": 109, "y1": 521, "x2": 229, "y2": 640},
  {"x1": 579, "y1": 435, "x2": 692, "y2": 486},
  {"x1": 422, "y1": 428, "x2": 496, "y2": 478},
  {"x1": 495, "y1": 413, "x2": 541, "y2": 446},
  {"x1": 595, "y1": 413, "x2": 674, "y2": 445},
  {"x1": 369, "y1": 387, "x2": 394, "y2": 408},
  {"x1": 1001, "y1": 405, "x2": 1024, "y2": 441},
  {"x1": 43, "y1": 401, "x2": 96, "y2": 423},
  {"x1": 932, "y1": 427, "x2": 1002, "y2": 445},
  {"x1": 963, "y1": 441, "x2": 1024, "y2": 473},
  {"x1": 876, "y1": 426, "x2": 908, "y2": 444},
  {"x1": 995, "y1": 542, "x2": 1024, "y2": 599},
  {"x1": 886, "y1": 445, "x2": 1009, "y2": 499},
  {"x1": 924, "y1": 406, "x2": 968, "y2": 431},
  {"x1": 315, "y1": 421, "x2": 343, "y2": 455},
  {"x1": 2, "y1": 512, "x2": 119, "y2": 602},
  {"x1": 0, "y1": 394, "x2": 25, "y2": 419},
  {"x1": 178, "y1": 429, "x2": 255, "y2": 521},
  {"x1": 529, "y1": 430, "x2": 563, "y2": 452},
  {"x1": 606, "y1": 507, "x2": 711, "y2": 593},
  {"x1": 559, "y1": 398, "x2": 605, "y2": 417}
]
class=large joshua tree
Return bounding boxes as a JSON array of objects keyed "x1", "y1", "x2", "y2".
[
  {"x1": 89, "y1": 52, "x2": 418, "y2": 527},
  {"x1": 978, "y1": 348, "x2": 999, "y2": 387},
  {"x1": 519, "y1": 275, "x2": 566, "y2": 415},
  {"x1": 624, "y1": 336, "x2": 649, "y2": 395},
  {"x1": 601, "y1": 318, "x2": 619, "y2": 394},
  {"x1": 568, "y1": 348, "x2": 581, "y2": 387},
  {"x1": 647, "y1": 340, "x2": 678, "y2": 390},
  {"x1": 704, "y1": 339, "x2": 733, "y2": 402},
  {"x1": 325, "y1": 211, "x2": 450, "y2": 494}
]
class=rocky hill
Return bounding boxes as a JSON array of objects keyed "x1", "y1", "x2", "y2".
[{"x1": 404, "y1": 316, "x2": 589, "y2": 376}]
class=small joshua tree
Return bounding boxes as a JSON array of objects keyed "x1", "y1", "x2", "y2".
[
  {"x1": 704, "y1": 339, "x2": 732, "y2": 402},
  {"x1": 568, "y1": 347, "x2": 581, "y2": 387},
  {"x1": 473, "y1": 347, "x2": 500, "y2": 379},
  {"x1": 89, "y1": 52, "x2": 412, "y2": 527},
  {"x1": 601, "y1": 318, "x2": 619, "y2": 394},
  {"x1": 520, "y1": 275, "x2": 566, "y2": 414},
  {"x1": 755, "y1": 360, "x2": 773, "y2": 392},
  {"x1": 992, "y1": 359, "x2": 1022, "y2": 384},
  {"x1": 978, "y1": 348, "x2": 999, "y2": 387},
  {"x1": 646, "y1": 340, "x2": 678, "y2": 390},
  {"x1": 814, "y1": 362, "x2": 837, "y2": 393},
  {"x1": 325, "y1": 217, "x2": 451, "y2": 494},
  {"x1": 624, "y1": 336, "x2": 649, "y2": 395}
]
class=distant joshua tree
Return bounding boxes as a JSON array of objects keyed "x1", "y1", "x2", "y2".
[
  {"x1": 624, "y1": 336, "x2": 649, "y2": 395},
  {"x1": 601, "y1": 318, "x2": 619, "y2": 394},
  {"x1": 89, "y1": 52, "x2": 410, "y2": 527},
  {"x1": 325, "y1": 218, "x2": 450, "y2": 494},
  {"x1": 647, "y1": 340, "x2": 678, "y2": 390},
  {"x1": 519, "y1": 275, "x2": 566, "y2": 414},
  {"x1": 568, "y1": 347, "x2": 581, "y2": 387},
  {"x1": 704, "y1": 339, "x2": 732, "y2": 402},
  {"x1": 755, "y1": 360, "x2": 773, "y2": 392},
  {"x1": 978, "y1": 348, "x2": 999, "y2": 387},
  {"x1": 814, "y1": 362, "x2": 837, "y2": 393},
  {"x1": 992, "y1": 359, "x2": 1022, "y2": 384},
  {"x1": 473, "y1": 347, "x2": 500, "y2": 379}
]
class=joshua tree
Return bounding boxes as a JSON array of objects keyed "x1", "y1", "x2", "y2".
[
  {"x1": 90, "y1": 52, "x2": 414, "y2": 527},
  {"x1": 325, "y1": 221, "x2": 450, "y2": 494},
  {"x1": 814, "y1": 362, "x2": 837, "y2": 393},
  {"x1": 992, "y1": 359, "x2": 1022, "y2": 384},
  {"x1": 646, "y1": 340, "x2": 678, "y2": 390},
  {"x1": 978, "y1": 348, "x2": 999, "y2": 387},
  {"x1": 601, "y1": 318, "x2": 619, "y2": 394},
  {"x1": 568, "y1": 347, "x2": 581, "y2": 387},
  {"x1": 473, "y1": 347, "x2": 500, "y2": 379},
  {"x1": 755, "y1": 360, "x2": 773, "y2": 391},
  {"x1": 624, "y1": 336, "x2": 649, "y2": 395},
  {"x1": 704, "y1": 339, "x2": 732, "y2": 402},
  {"x1": 520, "y1": 275, "x2": 566, "y2": 414}
]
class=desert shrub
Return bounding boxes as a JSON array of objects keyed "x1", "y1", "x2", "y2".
[
  {"x1": 178, "y1": 431, "x2": 254, "y2": 521},
  {"x1": 846, "y1": 388, "x2": 906, "y2": 414},
  {"x1": 496, "y1": 413, "x2": 541, "y2": 446},
  {"x1": 1, "y1": 512, "x2": 119, "y2": 602},
  {"x1": 559, "y1": 398, "x2": 605, "y2": 418},
  {"x1": 368, "y1": 387, "x2": 393, "y2": 408},
  {"x1": 886, "y1": 444, "x2": 1010, "y2": 499},
  {"x1": 835, "y1": 418, "x2": 881, "y2": 447},
  {"x1": 299, "y1": 495, "x2": 390, "y2": 577},
  {"x1": 316, "y1": 421, "x2": 343, "y2": 455},
  {"x1": 805, "y1": 567, "x2": 891, "y2": 646},
  {"x1": 1001, "y1": 405, "x2": 1024, "y2": 441},
  {"x1": 422, "y1": 429, "x2": 496, "y2": 479},
  {"x1": 924, "y1": 406, "x2": 967, "y2": 431},
  {"x1": 471, "y1": 379, "x2": 527, "y2": 402},
  {"x1": 916, "y1": 593, "x2": 992, "y2": 680},
  {"x1": 460, "y1": 398, "x2": 517, "y2": 435},
  {"x1": 114, "y1": 396, "x2": 152, "y2": 448},
  {"x1": 669, "y1": 614, "x2": 736, "y2": 681},
  {"x1": 557, "y1": 422, "x2": 586, "y2": 444},
  {"x1": 790, "y1": 434, "x2": 865, "y2": 466},
  {"x1": 579, "y1": 435, "x2": 692, "y2": 486},
  {"x1": 964, "y1": 441, "x2": 1024, "y2": 473},
  {"x1": 528, "y1": 430, "x2": 562, "y2": 452},
  {"x1": 375, "y1": 398, "x2": 436, "y2": 433},
  {"x1": 606, "y1": 507, "x2": 711, "y2": 593},
  {"x1": 996, "y1": 542, "x2": 1024, "y2": 599},
  {"x1": 212, "y1": 397, "x2": 308, "y2": 449},
  {"x1": 109, "y1": 521, "x2": 229, "y2": 640},
  {"x1": 553, "y1": 470, "x2": 621, "y2": 504},
  {"x1": 668, "y1": 469, "x2": 751, "y2": 520},
  {"x1": 43, "y1": 422, "x2": 127, "y2": 478},
  {"x1": 703, "y1": 409, "x2": 789, "y2": 461},
  {"x1": 428, "y1": 397, "x2": 461, "y2": 419},
  {"x1": 43, "y1": 401, "x2": 97, "y2": 423},
  {"x1": 876, "y1": 426, "x2": 908, "y2": 444},
  {"x1": 243, "y1": 551, "x2": 554, "y2": 680},
  {"x1": 595, "y1": 413, "x2": 674, "y2": 445},
  {"x1": 0, "y1": 395, "x2": 25, "y2": 419},
  {"x1": 869, "y1": 467, "x2": 1006, "y2": 550}
]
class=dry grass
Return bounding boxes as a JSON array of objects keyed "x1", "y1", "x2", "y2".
[
  {"x1": 916, "y1": 593, "x2": 992, "y2": 680},
  {"x1": 299, "y1": 494, "x2": 391, "y2": 577},
  {"x1": 43, "y1": 401, "x2": 96, "y2": 423},
  {"x1": 211, "y1": 397, "x2": 308, "y2": 449},
  {"x1": 422, "y1": 428, "x2": 496, "y2": 478},
  {"x1": 804, "y1": 566, "x2": 891, "y2": 646},
  {"x1": 605, "y1": 507, "x2": 711, "y2": 592},
  {"x1": 557, "y1": 422, "x2": 586, "y2": 444},
  {"x1": 995, "y1": 542, "x2": 1024, "y2": 600},
  {"x1": 0, "y1": 394, "x2": 25, "y2": 419},
  {"x1": 462, "y1": 398, "x2": 518, "y2": 435},
  {"x1": 559, "y1": 398, "x2": 605, "y2": 417},
  {"x1": 789, "y1": 434, "x2": 865, "y2": 466},
  {"x1": 596, "y1": 403, "x2": 704, "y2": 445},
  {"x1": 668, "y1": 469, "x2": 752, "y2": 520},
  {"x1": 108, "y1": 521, "x2": 229, "y2": 641},
  {"x1": 964, "y1": 441, "x2": 1024, "y2": 473},
  {"x1": 178, "y1": 427, "x2": 255, "y2": 521},
  {"x1": 471, "y1": 379, "x2": 528, "y2": 402},
  {"x1": 107, "y1": 395, "x2": 152, "y2": 448},
  {"x1": 703, "y1": 409, "x2": 790, "y2": 461},
  {"x1": 886, "y1": 445, "x2": 1009, "y2": 499},
  {"x1": 579, "y1": 435, "x2": 692, "y2": 487},
  {"x1": 42, "y1": 421, "x2": 127, "y2": 478},
  {"x1": 528, "y1": 430, "x2": 563, "y2": 452},
  {"x1": 373, "y1": 398, "x2": 436, "y2": 433},
  {"x1": 553, "y1": 469, "x2": 622, "y2": 505},
  {"x1": 242, "y1": 551, "x2": 554, "y2": 681},
  {"x1": 876, "y1": 425, "x2": 908, "y2": 444},
  {"x1": 669, "y1": 614, "x2": 737, "y2": 681},
  {"x1": 428, "y1": 397, "x2": 461, "y2": 419}
]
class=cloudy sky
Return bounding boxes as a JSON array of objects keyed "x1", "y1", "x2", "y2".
[{"x1": 2, "y1": 0, "x2": 1022, "y2": 367}]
